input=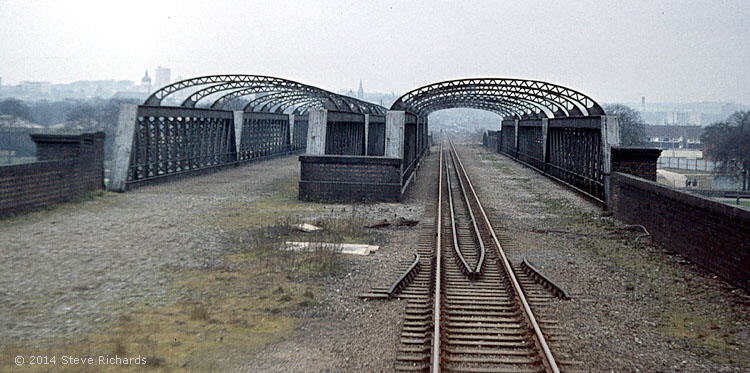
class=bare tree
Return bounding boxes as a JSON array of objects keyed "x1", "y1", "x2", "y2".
[
  {"x1": 603, "y1": 104, "x2": 646, "y2": 146},
  {"x1": 702, "y1": 111, "x2": 750, "y2": 190},
  {"x1": 0, "y1": 98, "x2": 33, "y2": 121}
]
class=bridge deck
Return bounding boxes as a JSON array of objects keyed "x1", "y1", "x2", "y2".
[{"x1": 0, "y1": 147, "x2": 746, "y2": 372}]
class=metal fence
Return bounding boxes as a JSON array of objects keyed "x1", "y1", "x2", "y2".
[
  {"x1": 498, "y1": 116, "x2": 610, "y2": 202},
  {"x1": 292, "y1": 117, "x2": 308, "y2": 151},
  {"x1": 324, "y1": 111, "x2": 365, "y2": 155},
  {"x1": 658, "y1": 157, "x2": 716, "y2": 172},
  {"x1": 401, "y1": 114, "x2": 429, "y2": 186},
  {"x1": 115, "y1": 105, "x2": 304, "y2": 190},
  {"x1": 367, "y1": 115, "x2": 386, "y2": 156},
  {"x1": 239, "y1": 113, "x2": 290, "y2": 160},
  {"x1": 129, "y1": 107, "x2": 235, "y2": 182},
  {"x1": 516, "y1": 120, "x2": 544, "y2": 170}
]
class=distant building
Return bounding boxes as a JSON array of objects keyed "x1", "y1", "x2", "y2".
[
  {"x1": 154, "y1": 67, "x2": 171, "y2": 89},
  {"x1": 140, "y1": 71, "x2": 152, "y2": 94},
  {"x1": 19, "y1": 81, "x2": 52, "y2": 95},
  {"x1": 645, "y1": 124, "x2": 704, "y2": 150},
  {"x1": 112, "y1": 91, "x2": 148, "y2": 101},
  {"x1": 357, "y1": 80, "x2": 364, "y2": 99}
]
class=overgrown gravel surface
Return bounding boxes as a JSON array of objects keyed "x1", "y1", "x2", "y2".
[
  {"x1": 0, "y1": 157, "x2": 300, "y2": 343},
  {"x1": 6, "y1": 144, "x2": 745, "y2": 372},
  {"x1": 244, "y1": 155, "x2": 436, "y2": 372},
  {"x1": 460, "y1": 143, "x2": 749, "y2": 372},
  {"x1": 0, "y1": 153, "x2": 432, "y2": 372}
]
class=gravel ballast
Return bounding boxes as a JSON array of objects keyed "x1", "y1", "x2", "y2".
[{"x1": 460, "y1": 143, "x2": 749, "y2": 372}]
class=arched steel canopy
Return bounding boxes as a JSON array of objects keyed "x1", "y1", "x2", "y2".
[
  {"x1": 144, "y1": 74, "x2": 385, "y2": 115},
  {"x1": 391, "y1": 78, "x2": 605, "y2": 119}
]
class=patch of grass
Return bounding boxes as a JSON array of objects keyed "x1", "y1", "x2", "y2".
[
  {"x1": 0, "y1": 174, "x2": 384, "y2": 371},
  {"x1": 214, "y1": 176, "x2": 323, "y2": 231},
  {"x1": 189, "y1": 302, "x2": 210, "y2": 321},
  {"x1": 0, "y1": 176, "x2": 369, "y2": 372},
  {"x1": 78, "y1": 189, "x2": 107, "y2": 202},
  {"x1": 575, "y1": 218, "x2": 748, "y2": 367},
  {"x1": 477, "y1": 150, "x2": 513, "y2": 173},
  {"x1": 1, "y1": 259, "x2": 302, "y2": 372},
  {"x1": 538, "y1": 197, "x2": 569, "y2": 213},
  {"x1": 661, "y1": 309, "x2": 744, "y2": 365},
  {"x1": 661, "y1": 167, "x2": 711, "y2": 175}
]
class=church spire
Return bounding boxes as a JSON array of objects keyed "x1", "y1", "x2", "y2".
[{"x1": 357, "y1": 79, "x2": 364, "y2": 99}]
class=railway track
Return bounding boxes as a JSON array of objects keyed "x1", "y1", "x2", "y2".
[{"x1": 395, "y1": 140, "x2": 562, "y2": 373}]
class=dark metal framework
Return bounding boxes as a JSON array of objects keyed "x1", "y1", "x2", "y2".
[
  {"x1": 391, "y1": 78, "x2": 609, "y2": 201},
  {"x1": 499, "y1": 117, "x2": 606, "y2": 202},
  {"x1": 391, "y1": 78, "x2": 604, "y2": 119},
  {"x1": 128, "y1": 106, "x2": 236, "y2": 182},
  {"x1": 325, "y1": 112, "x2": 366, "y2": 156},
  {"x1": 119, "y1": 75, "x2": 385, "y2": 187},
  {"x1": 145, "y1": 74, "x2": 385, "y2": 115}
]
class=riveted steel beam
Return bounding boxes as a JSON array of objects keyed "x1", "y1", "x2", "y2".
[{"x1": 391, "y1": 78, "x2": 604, "y2": 119}]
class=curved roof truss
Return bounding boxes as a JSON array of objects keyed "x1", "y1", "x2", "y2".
[
  {"x1": 391, "y1": 78, "x2": 604, "y2": 119},
  {"x1": 144, "y1": 74, "x2": 385, "y2": 115}
]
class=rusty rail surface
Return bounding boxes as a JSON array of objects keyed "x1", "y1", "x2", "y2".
[
  {"x1": 447, "y1": 139, "x2": 561, "y2": 373},
  {"x1": 394, "y1": 140, "x2": 563, "y2": 372},
  {"x1": 520, "y1": 258, "x2": 571, "y2": 300}
]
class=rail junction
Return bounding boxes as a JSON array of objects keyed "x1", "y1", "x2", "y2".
[
  {"x1": 2, "y1": 71, "x2": 749, "y2": 372},
  {"x1": 361, "y1": 141, "x2": 568, "y2": 372}
]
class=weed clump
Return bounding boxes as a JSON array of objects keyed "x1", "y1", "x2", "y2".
[{"x1": 189, "y1": 303, "x2": 210, "y2": 321}]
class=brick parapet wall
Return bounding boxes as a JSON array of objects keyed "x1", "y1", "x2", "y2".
[
  {"x1": 0, "y1": 132, "x2": 105, "y2": 218},
  {"x1": 611, "y1": 147, "x2": 662, "y2": 181},
  {"x1": 298, "y1": 155, "x2": 403, "y2": 202},
  {"x1": 610, "y1": 172, "x2": 750, "y2": 291}
]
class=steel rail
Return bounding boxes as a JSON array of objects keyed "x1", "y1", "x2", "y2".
[
  {"x1": 446, "y1": 148, "x2": 486, "y2": 276},
  {"x1": 387, "y1": 254, "x2": 422, "y2": 298},
  {"x1": 443, "y1": 150, "x2": 474, "y2": 277},
  {"x1": 431, "y1": 140, "x2": 444, "y2": 373},
  {"x1": 448, "y1": 140, "x2": 561, "y2": 373}
]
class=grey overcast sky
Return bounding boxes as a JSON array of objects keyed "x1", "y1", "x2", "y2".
[{"x1": 1, "y1": 0, "x2": 748, "y2": 104}]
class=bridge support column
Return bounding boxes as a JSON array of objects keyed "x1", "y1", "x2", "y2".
[
  {"x1": 541, "y1": 118, "x2": 549, "y2": 172},
  {"x1": 109, "y1": 104, "x2": 138, "y2": 192},
  {"x1": 364, "y1": 114, "x2": 370, "y2": 155},
  {"x1": 601, "y1": 115, "x2": 621, "y2": 206},
  {"x1": 233, "y1": 111, "x2": 243, "y2": 161},
  {"x1": 513, "y1": 119, "x2": 520, "y2": 157},
  {"x1": 385, "y1": 111, "x2": 405, "y2": 158},
  {"x1": 306, "y1": 109, "x2": 327, "y2": 155},
  {"x1": 289, "y1": 113, "x2": 295, "y2": 151}
]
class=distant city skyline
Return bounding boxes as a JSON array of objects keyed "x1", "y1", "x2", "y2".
[
  {"x1": 1, "y1": 1, "x2": 749, "y2": 105},
  {"x1": 3, "y1": 71, "x2": 750, "y2": 110}
]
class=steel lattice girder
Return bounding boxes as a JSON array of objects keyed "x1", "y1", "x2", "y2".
[
  {"x1": 294, "y1": 101, "x2": 327, "y2": 115},
  {"x1": 209, "y1": 85, "x2": 383, "y2": 115},
  {"x1": 183, "y1": 83, "x2": 323, "y2": 108},
  {"x1": 242, "y1": 91, "x2": 330, "y2": 113},
  {"x1": 401, "y1": 78, "x2": 601, "y2": 114},
  {"x1": 144, "y1": 74, "x2": 385, "y2": 115},
  {"x1": 145, "y1": 75, "x2": 306, "y2": 106},
  {"x1": 391, "y1": 78, "x2": 604, "y2": 118},
  {"x1": 247, "y1": 93, "x2": 329, "y2": 114},
  {"x1": 212, "y1": 88, "x2": 326, "y2": 110},
  {"x1": 408, "y1": 88, "x2": 565, "y2": 117},
  {"x1": 409, "y1": 93, "x2": 545, "y2": 118},
  {"x1": 418, "y1": 101, "x2": 520, "y2": 118},
  {"x1": 182, "y1": 82, "x2": 346, "y2": 111},
  {"x1": 405, "y1": 86, "x2": 573, "y2": 117},
  {"x1": 422, "y1": 102, "x2": 511, "y2": 117}
]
